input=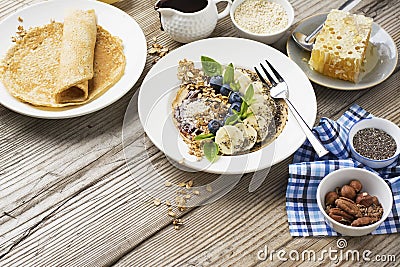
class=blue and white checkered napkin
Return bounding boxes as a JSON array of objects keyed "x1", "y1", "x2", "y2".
[{"x1": 286, "y1": 104, "x2": 400, "y2": 236}]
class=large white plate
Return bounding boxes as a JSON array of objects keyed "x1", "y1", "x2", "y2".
[
  {"x1": 0, "y1": 0, "x2": 146, "y2": 119},
  {"x1": 138, "y1": 37, "x2": 317, "y2": 174}
]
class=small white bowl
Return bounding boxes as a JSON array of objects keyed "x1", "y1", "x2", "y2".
[
  {"x1": 348, "y1": 117, "x2": 400, "y2": 169},
  {"x1": 316, "y1": 168, "x2": 393, "y2": 236},
  {"x1": 230, "y1": 0, "x2": 294, "y2": 44}
]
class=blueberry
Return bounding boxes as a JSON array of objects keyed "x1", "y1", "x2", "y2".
[
  {"x1": 209, "y1": 75, "x2": 223, "y2": 92},
  {"x1": 229, "y1": 102, "x2": 241, "y2": 113},
  {"x1": 208, "y1": 119, "x2": 222, "y2": 135},
  {"x1": 229, "y1": 92, "x2": 243, "y2": 104},
  {"x1": 220, "y1": 83, "x2": 232, "y2": 96}
]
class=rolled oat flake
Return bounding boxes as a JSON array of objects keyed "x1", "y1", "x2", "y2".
[
  {"x1": 234, "y1": 0, "x2": 288, "y2": 34},
  {"x1": 353, "y1": 128, "x2": 397, "y2": 160}
]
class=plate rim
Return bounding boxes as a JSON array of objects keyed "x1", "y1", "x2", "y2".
[
  {"x1": 286, "y1": 12, "x2": 398, "y2": 91},
  {"x1": 0, "y1": 0, "x2": 147, "y2": 119},
  {"x1": 138, "y1": 36, "x2": 317, "y2": 174}
]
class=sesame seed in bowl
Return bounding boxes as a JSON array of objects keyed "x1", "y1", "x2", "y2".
[{"x1": 230, "y1": 0, "x2": 294, "y2": 44}]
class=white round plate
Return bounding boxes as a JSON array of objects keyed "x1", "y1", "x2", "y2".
[
  {"x1": 0, "y1": 0, "x2": 147, "y2": 119},
  {"x1": 287, "y1": 13, "x2": 398, "y2": 90},
  {"x1": 138, "y1": 37, "x2": 317, "y2": 174}
]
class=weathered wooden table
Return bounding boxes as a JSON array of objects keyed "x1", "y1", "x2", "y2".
[{"x1": 0, "y1": 0, "x2": 399, "y2": 266}]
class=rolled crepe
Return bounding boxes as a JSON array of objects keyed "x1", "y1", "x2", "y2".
[{"x1": 56, "y1": 9, "x2": 97, "y2": 103}]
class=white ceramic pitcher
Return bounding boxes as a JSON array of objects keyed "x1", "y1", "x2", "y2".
[{"x1": 156, "y1": 0, "x2": 232, "y2": 43}]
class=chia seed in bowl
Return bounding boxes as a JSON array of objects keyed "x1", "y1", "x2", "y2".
[
  {"x1": 353, "y1": 128, "x2": 397, "y2": 160},
  {"x1": 348, "y1": 117, "x2": 400, "y2": 169}
]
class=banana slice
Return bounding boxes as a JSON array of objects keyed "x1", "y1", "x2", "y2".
[
  {"x1": 215, "y1": 125, "x2": 244, "y2": 155},
  {"x1": 235, "y1": 123, "x2": 257, "y2": 151},
  {"x1": 243, "y1": 114, "x2": 270, "y2": 143},
  {"x1": 234, "y1": 70, "x2": 252, "y2": 95},
  {"x1": 250, "y1": 102, "x2": 273, "y2": 122},
  {"x1": 252, "y1": 81, "x2": 264, "y2": 95},
  {"x1": 252, "y1": 94, "x2": 267, "y2": 104}
]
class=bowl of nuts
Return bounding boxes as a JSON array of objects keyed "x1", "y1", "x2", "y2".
[
  {"x1": 348, "y1": 117, "x2": 400, "y2": 169},
  {"x1": 230, "y1": 0, "x2": 294, "y2": 44},
  {"x1": 316, "y1": 168, "x2": 393, "y2": 236}
]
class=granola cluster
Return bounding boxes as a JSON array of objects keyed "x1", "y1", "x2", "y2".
[{"x1": 177, "y1": 58, "x2": 206, "y2": 84}]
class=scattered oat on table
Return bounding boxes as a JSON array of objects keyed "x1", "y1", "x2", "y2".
[
  {"x1": 151, "y1": 179, "x2": 213, "y2": 230},
  {"x1": 168, "y1": 210, "x2": 176, "y2": 217},
  {"x1": 153, "y1": 198, "x2": 161, "y2": 206},
  {"x1": 148, "y1": 36, "x2": 170, "y2": 64},
  {"x1": 206, "y1": 184, "x2": 212, "y2": 192}
]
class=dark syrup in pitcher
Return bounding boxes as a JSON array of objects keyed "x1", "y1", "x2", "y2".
[{"x1": 155, "y1": 0, "x2": 208, "y2": 30}]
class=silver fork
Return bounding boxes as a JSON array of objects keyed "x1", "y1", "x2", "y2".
[{"x1": 254, "y1": 60, "x2": 329, "y2": 158}]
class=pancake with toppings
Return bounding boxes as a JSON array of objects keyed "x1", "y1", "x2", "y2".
[{"x1": 172, "y1": 59, "x2": 288, "y2": 157}]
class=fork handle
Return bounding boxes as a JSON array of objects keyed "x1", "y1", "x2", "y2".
[{"x1": 284, "y1": 98, "x2": 329, "y2": 158}]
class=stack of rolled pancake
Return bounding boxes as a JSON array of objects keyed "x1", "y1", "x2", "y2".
[{"x1": 0, "y1": 9, "x2": 126, "y2": 107}]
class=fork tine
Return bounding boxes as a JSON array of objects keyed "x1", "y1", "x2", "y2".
[
  {"x1": 254, "y1": 67, "x2": 269, "y2": 87},
  {"x1": 265, "y1": 60, "x2": 284, "y2": 83},
  {"x1": 259, "y1": 63, "x2": 277, "y2": 86}
]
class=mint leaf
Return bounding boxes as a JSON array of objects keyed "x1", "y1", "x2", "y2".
[
  {"x1": 223, "y1": 63, "x2": 234, "y2": 84},
  {"x1": 224, "y1": 114, "x2": 239, "y2": 125},
  {"x1": 230, "y1": 81, "x2": 241, "y2": 92},
  {"x1": 194, "y1": 133, "x2": 215, "y2": 141},
  {"x1": 244, "y1": 111, "x2": 253, "y2": 118},
  {"x1": 239, "y1": 101, "x2": 249, "y2": 119},
  {"x1": 201, "y1": 56, "x2": 222, "y2": 77},
  {"x1": 244, "y1": 84, "x2": 254, "y2": 104},
  {"x1": 203, "y1": 141, "x2": 219, "y2": 162}
]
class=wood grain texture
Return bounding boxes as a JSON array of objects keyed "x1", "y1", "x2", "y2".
[{"x1": 0, "y1": 0, "x2": 399, "y2": 266}]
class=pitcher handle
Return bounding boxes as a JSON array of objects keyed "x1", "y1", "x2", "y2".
[{"x1": 213, "y1": 0, "x2": 232, "y2": 20}]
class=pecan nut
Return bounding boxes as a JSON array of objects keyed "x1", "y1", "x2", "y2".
[
  {"x1": 340, "y1": 185, "x2": 356, "y2": 200},
  {"x1": 325, "y1": 191, "x2": 339, "y2": 206},
  {"x1": 328, "y1": 208, "x2": 354, "y2": 223},
  {"x1": 324, "y1": 180, "x2": 383, "y2": 227},
  {"x1": 351, "y1": 217, "x2": 378, "y2": 227},
  {"x1": 335, "y1": 197, "x2": 362, "y2": 218},
  {"x1": 356, "y1": 192, "x2": 374, "y2": 207},
  {"x1": 372, "y1": 196, "x2": 380, "y2": 206},
  {"x1": 349, "y1": 180, "x2": 362, "y2": 193}
]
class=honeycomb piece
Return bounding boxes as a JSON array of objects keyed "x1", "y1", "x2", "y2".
[{"x1": 308, "y1": 9, "x2": 373, "y2": 82}]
